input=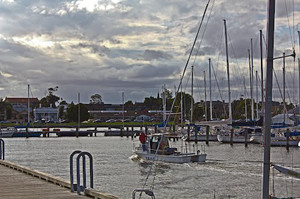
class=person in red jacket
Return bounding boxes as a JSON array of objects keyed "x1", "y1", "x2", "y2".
[{"x1": 139, "y1": 131, "x2": 147, "y2": 151}]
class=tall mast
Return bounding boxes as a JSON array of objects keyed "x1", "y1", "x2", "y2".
[
  {"x1": 180, "y1": 76, "x2": 183, "y2": 126},
  {"x1": 244, "y1": 76, "x2": 247, "y2": 121},
  {"x1": 78, "y1": 92, "x2": 80, "y2": 130},
  {"x1": 248, "y1": 49, "x2": 253, "y2": 120},
  {"x1": 224, "y1": 19, "x2": 232, "y2": 123},
  {"x1": 262, "y1": 0, "x2": 275, "y2": 198},
  {"x1": 256, "y1": 70, "x2": 259, "y2": 120},
  {"x1": 209, "y1": 58, "x2": 213, "y2": 121},
  {"x1": 283, "y1": 52, "x2": 286, "y2": 124},
  {"x1": 191, "y1": 65, "x2": 194, "y2": 123},
  {"x1": 204, "y1": 71, "x2": 207, "y2": 121},
  {"x1": 251, "y1": 38, "x2": 255, "y2": 121},
  {"x1": 122, "y1": 92, "x2": 125, "y2": 128},
  {"x1": 260, "y1": 30, "x2": 264, "y2": 118},
  {"x1": 298, "y1": 31, "x2": 300, "y2": 114},
  {"x1": 163, "y1": 85, "x2": 167, "y2": 123},
  {"x1": 27, "y1": 84, "x2": 30, "y2": 124}
]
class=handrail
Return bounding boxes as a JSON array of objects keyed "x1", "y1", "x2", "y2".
[
  {"x1": 70, "y1": 150, "x2": 81, "y2": 192},
  {"x1": 132, "y1": 189, "x2": 155, "y2": 199},
  {"x1": 76, "y1": 151, "x2": 94, "y2": 195},
  {"x1": 0, "y1": 139, "x2": 4, "y2": 160}
]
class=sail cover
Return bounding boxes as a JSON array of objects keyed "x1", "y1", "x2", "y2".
[{"x1": 272, "y1": 164, "x2": 300, "y2": 179}]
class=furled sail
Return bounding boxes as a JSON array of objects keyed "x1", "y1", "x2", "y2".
[{"x1": 272, "y1": 164, "x2": 300, "y2": 179}]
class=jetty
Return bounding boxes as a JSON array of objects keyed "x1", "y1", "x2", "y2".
[{"x1": 0, "y1": 160, "x2": 122, "y2": 199}]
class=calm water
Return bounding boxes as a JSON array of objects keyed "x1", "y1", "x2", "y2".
[{"x1": 3, "y1": 135, "x2": 300, "y2": 199}]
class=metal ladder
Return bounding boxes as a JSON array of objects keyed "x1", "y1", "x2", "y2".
[
  {"x1": 0, "y1": 139, "x2": 4, "y2": 160},
  {"x1": 70, "y1": 151, "x2": 93, "y2": 195}
]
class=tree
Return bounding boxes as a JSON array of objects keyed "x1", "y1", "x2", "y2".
[
  {"x1": 40, "y1": 86, "x2": 60, "y2": 107},
  {"x1": 0, "y1": 99, "x2": 12, "y2": 120},
  {"x1": 124, "y1": 100, "x2": 133, "y2": 108},
  {"x1": 65, "y1": 103, "x2": 90, "y2": 122},
  {"x1": 90, "y1": 94, "x2": 103, "y2": 104}
]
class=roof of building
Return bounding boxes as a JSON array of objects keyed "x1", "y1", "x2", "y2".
[{"x1": 4, "y1": 97, "x2": 39, "y2": 104}]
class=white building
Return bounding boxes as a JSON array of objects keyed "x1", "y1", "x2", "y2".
[{"x1": 34, "y1": 107, "x2": 59, "y2": 122}]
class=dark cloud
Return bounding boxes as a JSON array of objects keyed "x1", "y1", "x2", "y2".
[{"x1": 0, "y1": 0, "x2": 298, "y2": 103}]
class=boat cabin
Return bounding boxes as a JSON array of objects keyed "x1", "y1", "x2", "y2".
[{"x1": 148, "y1": 134, "x2": 176, "y2": 155}]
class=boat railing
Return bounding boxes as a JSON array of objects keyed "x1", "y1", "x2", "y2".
[
  {"x1": 132, "y1": 189, "x2": 155, "y2": 199},
  {"x1": 70, "y1": 151, "x2": 94, "y2": 195},
  {"x1": 0, "y1": 139, "x2": 4, "y2": 160}
]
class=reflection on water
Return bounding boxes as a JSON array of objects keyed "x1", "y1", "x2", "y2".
[{"x1": 2, "y1": 136, "x2": 300, "y2": 199}]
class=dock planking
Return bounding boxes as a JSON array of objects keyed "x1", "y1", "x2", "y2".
[
  {"x1": 0, "y1": 163, "x2": 87, "y2": 199},
  {"x1": 0, "y1": 160, "x2": 122, "y2": 199}
]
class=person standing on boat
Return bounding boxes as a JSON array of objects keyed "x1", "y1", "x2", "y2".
[{"x1": 139, "y1": 131, "x2": 147, "y2": 151}]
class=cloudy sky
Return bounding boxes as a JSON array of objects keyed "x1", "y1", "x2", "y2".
[{"x1": 0, "y1": 0, "x2": 299, "y2": 104}]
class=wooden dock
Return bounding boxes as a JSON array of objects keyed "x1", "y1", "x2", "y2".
[{"x1": 0, "y1": 160, "x2": 122, "y2": 199}]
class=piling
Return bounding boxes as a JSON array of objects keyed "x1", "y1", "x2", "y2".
[
  {"x1": 154, "y1": 125, "x2": 157, "y2": 134},
  {"x1": 194, "y1": 126, "x2": 198, "y2": 144},
  {"x1": 187, "y1": 125, "x2": 190, "y2": 141},
  {"x1": 230, "y1": 129, "x2": 233, "y2": 146},
  {"x1": 244, "y1": 129, "x2": 248, "y2": 147},
  {"x1": 205, "y1": 125, "x2": 209, "y2": 145},
  {"x1": 26, "y1": 127, "x2": 29, "y2": 138},
  {"x1": 286, "y1": 129, "x2": 290, "y2": 151}
]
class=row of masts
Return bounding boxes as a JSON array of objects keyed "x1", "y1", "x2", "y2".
[{"x1": 189, "y1": 21, "x2": 299, "y2": 124}]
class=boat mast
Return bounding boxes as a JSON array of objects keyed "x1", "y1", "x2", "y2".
[
  {"x1": 163, "y1": 85, "x2": 167, "y2": 124},
  {"x1": 78, "y1": 92, "x2": 80, "y2": 130},
  {"x1": 223, "y1": 19, "x2": 232, "y2": 123},
  {"x1": 180, "y1": 76, "x2": 184, "y2": 126},
  {"x1": 191, "y1": 65, "x2": 194, "y2": 123},
  {"x1": 256, "y1": 70, "x2": 259, "y2": 120},
  {"x1": 262, "y1": 0, "x2": 275, "y2": 198},
  {"x1": 209, "y1": 58, "x2": 213, "y2": 121},
  {"x1": 298, "y1": 31, "x2": 300, "y2": 115},
  {"x1": 283, "y1": 52, "x2": 286, "y2": 125},
  {"x1": 27, "y1": 84, "x2": 30, "y2": 124},
  {"x1": 244, "y1": 76, "x2": 248, "y2": 121},
  {"x1": 251, "y1": 39, "x2": 255, "y2": 121},
  {"x1": 122, "y1": 92, "x2": 125, "y2": 128},
  {"x1": 260, "y1": 30, "x2": 264, "y2": 118},
  {"x1": 248, "y1": 49, "x2": 253, "y2": 120},
  {"x1": 204, "y1": 71, "x2": 207, "y2": 121}
]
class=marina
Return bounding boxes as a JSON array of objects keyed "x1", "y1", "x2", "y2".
[{"x1": 2, "y1": 136, "x2": 300, "y2": 199}]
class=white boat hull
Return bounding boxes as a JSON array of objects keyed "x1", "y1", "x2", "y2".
[
  {"x1": 186, "y1": 135, "x2": 218, "y2": 142},
  {"x1": 250, "y1": 135, "x2": 299, "y2": 147},
  {"x1": 217, "y1": 135, "x2": 251, "y2": 143},
  {"x1": 135, "y1": 150, "x2": 206, "y2": 164}
]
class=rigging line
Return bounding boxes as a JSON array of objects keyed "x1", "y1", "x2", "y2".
[
  {"x1": 211, "y1": 62, "x2": 228, "y2": 118},
  {"x1": 191, "y1": 0, "x2": 216, "y2": 66},
  {"x1": 284, "y1": 0, "x2": 295, "y2": 49},
  {"x1": 273, "y1": 70, "x2": 288, "y2": 113},
  {"x1": 140, "y1": 1, "x2": 212, "y2": 191}
]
